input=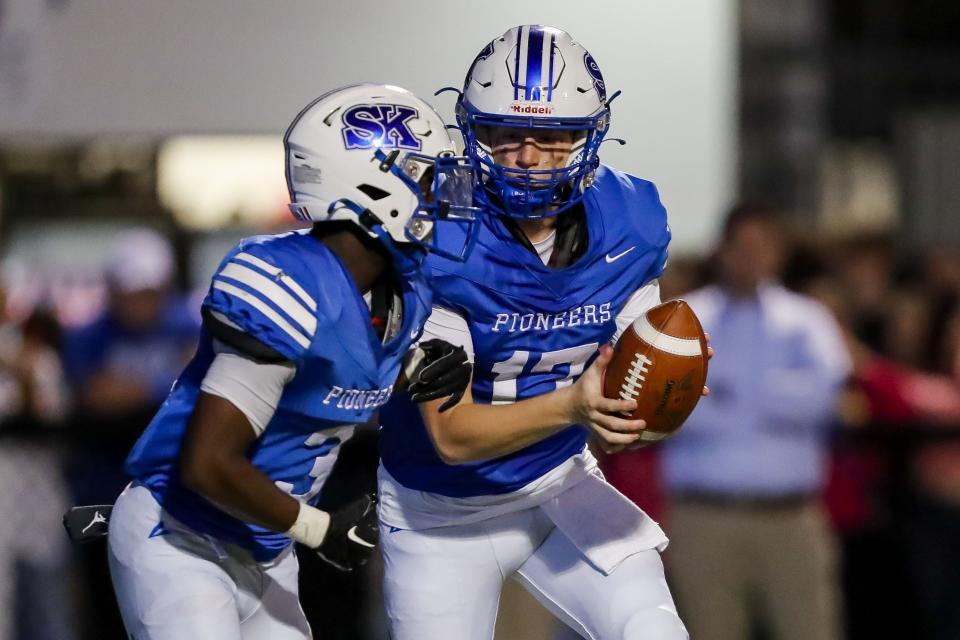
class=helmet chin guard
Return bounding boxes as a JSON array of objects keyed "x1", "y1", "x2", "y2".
[{"x1": 457, "y1": 26, "x2": 612, "y2": 219}]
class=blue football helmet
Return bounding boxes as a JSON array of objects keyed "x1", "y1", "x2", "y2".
[{"x1": 457, "y1": 25, "x2": 611, "y2": 219}]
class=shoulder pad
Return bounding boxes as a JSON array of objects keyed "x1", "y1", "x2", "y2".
[
  {"x1": 592, "y1": 167, "x2": 671, "y2": 283},
  {"x1": 595, "y1": 167, "x2": 670, "y2": 247},
  {"x1": 201, "y1": 233, "x2": 323, "y2": 363}
]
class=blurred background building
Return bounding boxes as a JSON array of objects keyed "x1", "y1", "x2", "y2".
[{"x1": 0, "y1": 0, "x2": 958, "y2": 638}]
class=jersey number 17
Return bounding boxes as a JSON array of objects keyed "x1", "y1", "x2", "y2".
[{"x1": 490, "y1": 343, "x2": 599, "y2": 403}]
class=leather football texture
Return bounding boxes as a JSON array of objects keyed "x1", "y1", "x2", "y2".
[{"x1": 602, "y1": 300, "x2": 708, "y2": 443}]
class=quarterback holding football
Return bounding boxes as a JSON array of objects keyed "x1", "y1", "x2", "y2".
[{"x1": 378, "y1": 25, "x2": 707, "y2": 640}]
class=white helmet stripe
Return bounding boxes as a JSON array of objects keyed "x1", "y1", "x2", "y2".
[
  {"x1": 546, "y1": 33, "x2": 556, "y2": 101},
  {"x1": 516, "y1": 25, "x2": 529, "y2": 101}
]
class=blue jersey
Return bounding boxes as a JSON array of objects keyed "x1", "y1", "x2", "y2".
[
  {"x1": 126, "y1": 230, "x2": 431, "y2": 560},
  {"x1": 380, "y1": 166, "x2": 670, "y2": 497}
]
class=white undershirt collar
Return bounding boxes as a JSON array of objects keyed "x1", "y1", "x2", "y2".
[{"x1": 531, "y1": 230, "x2": 557, "y2": 265}]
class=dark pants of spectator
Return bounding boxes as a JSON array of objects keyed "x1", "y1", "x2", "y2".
[
  {"x1": 907, "y1": 494, "x2": 960, "y2": 640},
  {"x1": 840, "y1": 526, "x2": 916, "y2": 640},
  {"x1": 666, "y1": 497, "x2": 842, "y2": 640},
  {"x1": 67, "y1": 407, "x2": 153, "y2": 640}
]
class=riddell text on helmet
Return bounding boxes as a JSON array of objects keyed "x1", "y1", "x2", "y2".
[{"x1": 509, "y1": 103, "x2": 555, "y2": 114}]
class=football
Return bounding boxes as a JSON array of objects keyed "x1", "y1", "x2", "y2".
[{"x1": 603, "y1": 300, "x2": 708, "y2": 443}]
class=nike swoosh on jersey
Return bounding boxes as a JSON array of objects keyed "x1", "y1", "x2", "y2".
[
  {"x1": 346, "y1": 525, "x2": 375, "y2": 548},
  {"x1": 605, "y1": 247, "x2": 636, "y2": 263}
]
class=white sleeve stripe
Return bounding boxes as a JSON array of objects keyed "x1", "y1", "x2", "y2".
[
  {"x1": 218, "y1": 262, "x2": 317, "y2": 335},
  {"x1": 212, "y1": 280, "x2": 311, "y2": 349},
  {"x1": 234, "y1": 252, "x2": 317, "y2": 312}
]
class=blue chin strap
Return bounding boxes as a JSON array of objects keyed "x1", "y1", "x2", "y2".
[
  {"x1": 457, "y1": 100, "x2": 609, "y2": 220},
  {"x1": 374, "y1": 224, "x2": 426, "y2": 278},
  {"x1": 326, "y1": 197, "x2": 433, "y2": 324},
  {"x1": 373, "y1": 148, "x2": 481, "y2": 264},
  {"x1": 497, "y1": 177, "x2": 563, "y2": 215},
  {"x1": 326, "y1": 198, "x2": 426, "y2": 277}
]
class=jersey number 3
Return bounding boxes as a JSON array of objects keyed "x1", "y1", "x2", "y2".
[{"x1": 490, "y1": 343, "x2": 599, "y2": 403}]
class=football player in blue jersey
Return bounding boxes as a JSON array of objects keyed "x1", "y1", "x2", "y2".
[
  {"x1": 378, "y1": 26, "x2": 697, "y2": 639},
  {"x1": 105, "y1": 84, "x2": 478, "y2": 640}
]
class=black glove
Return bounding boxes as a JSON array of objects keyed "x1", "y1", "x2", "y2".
[
  {"x1": 405, "y1": 339, "x2": 472, "y2": 412},
  {"x1": 314, "y1": 494, "x2": 379, "y2": 573}
]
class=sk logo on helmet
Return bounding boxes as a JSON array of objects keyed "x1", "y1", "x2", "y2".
[{"x1": 342, "y1": 104, "x2": 422, "y2": 151}]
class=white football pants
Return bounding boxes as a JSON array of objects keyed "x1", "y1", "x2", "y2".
[
  {"x1": 107, "y1": 484, "x2": 312, "y2": 640},
  {"x1": 381, "y1": 505, "x2": 687, "y2": 640}
]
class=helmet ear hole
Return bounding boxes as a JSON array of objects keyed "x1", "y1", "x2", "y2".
[{"x1": 356, "y1": 184, "x2": 391, "y2": 201}]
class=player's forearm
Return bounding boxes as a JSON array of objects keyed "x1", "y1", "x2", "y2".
[
  {"x1": 180, "y1": 392, "x2": 301, "y2": 532},
  {"x1": 181, "y1": 453, "x2": 301, "y2": 532},
  {"x1": 423, "y1": 385, "x2": 578, "y2": 463}
]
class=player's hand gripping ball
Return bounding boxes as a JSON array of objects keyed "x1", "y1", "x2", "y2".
[{"x1": 603, "y1": 300, "x2": 708, "y2": 443}]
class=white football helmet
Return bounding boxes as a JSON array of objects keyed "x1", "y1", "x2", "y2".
[
  {"x1": 456, "y1": 25, "x2": 612, "y2": 218},
  {"x1": 285, "y1": 84, "x2": 479, "y2": 269}
]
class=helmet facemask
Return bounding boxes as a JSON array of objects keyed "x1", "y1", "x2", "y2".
[
  {"x1": 458, "y1": 106, "x2": 609, "y2": 219},
  {"x1": 290, "y1": 149, "x2": 479, "y2": 273},
  {"x1": 380, "y1": 148, "x2": 480, "y2": 265}
]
